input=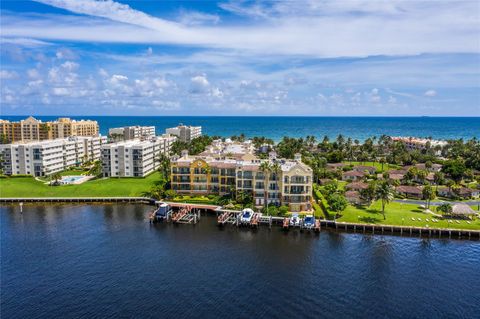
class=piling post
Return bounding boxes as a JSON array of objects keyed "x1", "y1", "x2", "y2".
[{"x1": 19, "y1": 202, "x2": 23, "y2": 214}]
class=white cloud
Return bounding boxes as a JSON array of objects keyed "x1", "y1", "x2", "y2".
[
  {"x1": 0, "y1": 37, "x2": 52, "y2": 47},
  {"x1": 211, "y1": 87, "x2": 224, "y2": 98},
  {"x1": 27, "y1": 68, "x2": 41, "y2": 79},
  {"x1": 109, "y1": 74, "x2": 128, "y2": 85},
  {"x1": 152, "y1": 100, "x2": 180, "y2": 110},
  {"x1": 153, "y1": 77, "x2": 169, "y2": 88},
  {"x1": 61, "y1": 61, "x2": 79, "y2": 71},
  {"x1": 424, "y1": 89, "x2": 437, "y2": 97},
  {"x1": 52, "y1": 87, "x2": 70, "y2": 96},
  {"x1": 178, "y1": 10, "x2": 220, "y2": 26},
  {"x1": 0, "y1": 70, "x2": 18, "y2": 79},
  {"x1": 388, "y1": 95, "x2": 397, "y2": 104},
  {"x1": 55, "y1": 48, "x2": 76, "y2": 60},
  {"x1": 98, "y1": 68, "x2": 109, "y2": 77},
  {"x1": 3, "y1": 0, "x2": 477, "y2": 57},
  {"x1": 190, "y1": 75, "x2": 210, "y2": 93}
]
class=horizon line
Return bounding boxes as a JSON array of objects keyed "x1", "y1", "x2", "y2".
[{"x1": 1, "y1": 115, "x2": 480, "y2": 118}]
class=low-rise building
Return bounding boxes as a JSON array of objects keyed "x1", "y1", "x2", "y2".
[
  {"x1": 437, "y1": 187, "x2": 480, "y2": 199},
  {"x1": 345, "y1": 190, "x2": 363, "y2": 205},
  {"x1": 199, "y1": 138, "x2": 255, "y2": 159},
  {"x1": 0, "y1": 136, "x2": 106, "y2": 176},
  {"x1": 342, "y1": 170, "x2": 365, "y2": 182},
  {"x1": 170, "y1": 152, "x2": 312, "y2": 212},
  {"x1": 345, "y1": 182, "x2": 369, "y2": 192},
  {"x1": 352, "y1": 165, "x2": 376, "y2": 175},
  {"x1": 391, "y1": 137, "x2": 447, "y2": 155},
  {"x1": 395, "y1": 185, "x2": 423, "y2": 199},
  {"x1": 326, "y1": 163, "x2": 346, "y2": 171},
  {"x1": 166, "y1": 124, "x2": 202, "y2": 143},
  {"x1": 108, "y1": 125, "x2": 156, "y2": 141},
  {"x1": 101, "y1": 135, "x2": 176, "y2": 177}
]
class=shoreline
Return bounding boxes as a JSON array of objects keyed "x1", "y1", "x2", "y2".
[{"x1": 2, "y1": 198, "x2": 479, "y2": 240}]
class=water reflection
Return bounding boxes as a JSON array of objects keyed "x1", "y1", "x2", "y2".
[{"x1": 1, "y1": 204, "x2": 479, "y2": 319}]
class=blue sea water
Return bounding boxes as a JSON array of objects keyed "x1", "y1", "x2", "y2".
[
  {"x1": 1, "y1": 116, "x2": 479, "y2": 141},
  {"x1": 1, "y1": 204, "x2": 479, "y2": 319}
]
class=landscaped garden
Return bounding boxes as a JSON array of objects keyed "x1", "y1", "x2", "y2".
[
  {"x1": 337, "y1": 201, "x2": 480, "y2": 230},
  {"x1": 0, "y1": 172, "x2": 161, "y2": 197}
]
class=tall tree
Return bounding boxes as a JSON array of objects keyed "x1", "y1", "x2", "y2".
[
  {"x1": 375, "y1": 181, "x2": 394, "y2": 220},
  {"x1": 422, "y1": 184, "x2": 435, "y2": 209}
]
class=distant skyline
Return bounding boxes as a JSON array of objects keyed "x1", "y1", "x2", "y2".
[{"x1": 1, "y1": 0, "x2": 479, "y2": 116}]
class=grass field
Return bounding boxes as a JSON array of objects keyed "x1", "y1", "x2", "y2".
[
  {"x1": 342, "y1": 161, "x2": 401, "y2": 173},
  {"x1": 171, "y1": 195, "x2": 218, "y2": 205},
  {"x1": 336, "y1": 201, "x2": 480, "y2": 230},
  {"x1": 0, "y1": 172, "x2": 161, "y2": 197}
]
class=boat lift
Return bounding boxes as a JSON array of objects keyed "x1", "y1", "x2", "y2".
[{"x1": 149, "y1": 202, "x2": 172, "y2": 223}]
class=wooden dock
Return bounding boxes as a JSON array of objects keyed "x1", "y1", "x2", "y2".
[{"x1": 250, "y1": 213, "x2": 260, "y2": 228}]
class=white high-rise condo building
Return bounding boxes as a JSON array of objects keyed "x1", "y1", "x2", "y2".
[
  {"x1": 166, "y1": 124, "x2": 202, "y2": 143},
  {"x1": 101, "y1": 135, "x2": 177, "y2": 177},
  {"x1": 108, "y1": 126, "x2": 156, "y2": 141},
  {"x1": 0, "y1": 136, "x2": 107, "y2": 176}
]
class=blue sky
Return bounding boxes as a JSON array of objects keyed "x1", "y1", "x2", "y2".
[{"x1": 0, "y1": 0, "x2": 479, "y2": 116}]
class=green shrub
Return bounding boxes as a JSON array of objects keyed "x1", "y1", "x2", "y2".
[{"x1": 278, "y1": 205, "x2": 289, "y2": 216}]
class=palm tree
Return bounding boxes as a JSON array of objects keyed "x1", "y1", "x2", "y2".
[
  {"x1": 87, "y1": 160, "x2": 102, "y2": 177},
  {"x1": 259, "y1": 161, "x2": 271, "y2": 210},
  {"x1": 157, "y1": 153, "x2": 171, "y2": 180},
  {"x1": 375, "y1": 181, "x2": 394, "y2": 220},
  {"x1": 379, "y1": 157, "x2": 386, "y2": 172},
  {"x1": 50, "y1": 172, "x2": 62, "y2": 185},
  {"x1": 422, "y1": 184, "x2": 435, "y2": 209},
  {"x1": 446, "y1": 179, "x2": 455, "y2": 194},
  {"x1": 433, "y1": 171, "x2": 444, "y2": 192},
  {"x1": 437, "y1": 203, "x2": 453, "y2": 216},
  {"x1": 270, "y1": 161, "x2": 281, "y2": 205}
]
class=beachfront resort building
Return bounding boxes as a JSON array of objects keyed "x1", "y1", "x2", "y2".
[
  {"x1": 0, "y1": 116, "x2": 99, "y2": 143},
  {"x1": 0, "y1": 136, "x2": 107, "y2": 176},
  {"x1": 391, "y1": 136, "x2": 447, "y2": 155},
  {"x1": 101, "y1": 135, "x2": 177, "y2": 177},
  {"x1": 166, "y1": 124, "x2": 202, "y2": 143},
  {"x1": 170, "y1": 147, "x2": 313, "y2": 212},
  {"x1": 108, "y1": 125, "x2": 156, "y2": 141}
]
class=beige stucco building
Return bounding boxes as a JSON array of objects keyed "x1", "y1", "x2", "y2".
[
  {"x1": 171, "y1": 150, "x2": 313, "y2": 212},
  {"x1": 0, "y1": 117, "x2": 99, "y2": 143}
]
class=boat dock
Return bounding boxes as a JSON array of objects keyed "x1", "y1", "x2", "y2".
[{"x1": 3, "y1": 198, "x2": 478, "y2": 240}]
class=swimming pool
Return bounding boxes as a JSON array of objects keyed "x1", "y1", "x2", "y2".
[{"x1": 60, "y1": 176, "x2": 89, "y2": 184}]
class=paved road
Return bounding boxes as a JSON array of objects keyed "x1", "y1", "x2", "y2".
[{"x1": 393, "y1": 199, "x2": 480, "y2": 206}]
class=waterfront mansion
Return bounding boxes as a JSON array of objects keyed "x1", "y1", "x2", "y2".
[{"x1": 170, "y1": 149, "x2": 313, "y2": 212}]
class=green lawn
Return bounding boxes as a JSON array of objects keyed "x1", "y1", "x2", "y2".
[
  {"x1": 342, "y1": 161, "x2": 401, "y2": 173},
  {"x1": 0, "y1": 172, "x2": 162, "y2": 197},
  {"x1": 337, "y1": 201, "x2": 480, "y2": 230},
  {"x1": 59, "y1": 169, "x2": 86, "y2": 176},
  {"x1": 171, "y1": 195, "x2": 218, "y2": 205}
]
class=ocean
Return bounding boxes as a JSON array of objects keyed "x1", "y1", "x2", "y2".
[
  {"x1": 1, "y1": 204, "x2": 479, "y2": 319},
  {"x1": 1, "y1": 116, "x2": 479, "y2": 141}
]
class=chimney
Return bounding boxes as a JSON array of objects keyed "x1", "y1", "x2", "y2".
[
  {"x1": 294, "y1": 153, "x2": 302, "y2": 161},
  {"x1": 181, "y1": 149, "x2": 189, "y2": 158}
]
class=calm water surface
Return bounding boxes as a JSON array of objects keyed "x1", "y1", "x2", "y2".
[{"x1": 1, "y1": 204, "x2": 479, "y2": 319}]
